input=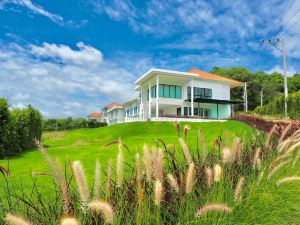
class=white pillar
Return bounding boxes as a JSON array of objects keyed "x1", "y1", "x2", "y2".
[
  {"x1": 148, "y1": 80, "x2": 151, "y2": 118},
  {"x1": 156, "y1": 75, "x2": 159, "y2": 117},
  {"x1": 191, "y1": 79, "x2": 194, "y2": 116},
  {"x1": 140, "y1": 89, "x2": 143, "y2": 119}
]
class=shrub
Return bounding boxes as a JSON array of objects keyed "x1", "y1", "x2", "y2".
[
  {"x1": 0, "y1": 98, "x2": 43, "y2": 158},
  {"x1": 254, "y1": 90, "x2": 300, "y2": 119}
]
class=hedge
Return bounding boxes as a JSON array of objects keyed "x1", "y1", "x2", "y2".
[
  {"x1": 254, "y1": 90, "x2": 300, "y2": 119},
  {"x1": 0, "y1": 98, "x2": 43, "y2": 158},
  {"x1": 43, "y1": 118, "x2": 107, "y2": 131}
]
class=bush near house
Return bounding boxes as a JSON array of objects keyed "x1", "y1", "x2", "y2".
[
  {"x1": 43, "y1": 118, "x2": 107, "y2": 131},
  {"x1": 254, "y1": 90, "x2": 300, "y2": 119},
  {"x1": 233, "y1": 113, "x2": 300, "y2": 135},
  {"x1": 0, "y1": 98, "x2": 43, "y2": 158}
]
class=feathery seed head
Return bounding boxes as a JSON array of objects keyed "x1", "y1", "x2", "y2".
[
  {"x1": 143, "y1": 144, "x2": 153, "y2": 182},
  {"x1": 196, "y1": 203, "x2": 232, "y2": 218},
  {"x1": 222, "y1": 147, "x2": 232, "y2": 164},
  {"x1": 277, "y1": 176, "x2": 300, "y2": 185},
  {"x1": 167, "y1": 174, "x2": 179, "y2": 193},
  {"x1": 214, "y1": 164, "x2": 222, "y2": 182},
  {"x1": 93, "y1": 159, "x2": 101, "y2": 199},
  {"x1": 60, "y1": 217, "x2": 80, "y2": 225},
  {"x1": 185, "y1": 162, "x2": 196, "y2": 193},
  {"x1": 116, "y1": 144, "x2": 124, "y2": 188},
  {"x1": 154, "y1": 179, "x2": 163, "y2": 206},
  {"x1": 206, "y1": 167, "x2": 213, "y2": 188},
  {"x1": 179, "y1": 138, "x2": 192, "y2": 164},
  {"x1": 5, "y1": 213, "x2": 32, "y2": 225},
  {"x1": 234, "y1": 177, "x2": 245, "y2": 202},
  {"x1": 88, "y1": 200, "x2": 114, "y2": 224},
  {"x1": 72, "y1": 161, "x2": 89, "y2": 206}
]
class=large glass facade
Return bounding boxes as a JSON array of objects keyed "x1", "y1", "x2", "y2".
[
  {"x1": 187, "y1": 87, "x2": 212, "y2": 99},
  {"x1": 148, "y1": 84, "x2": 182, "y2": 99}
]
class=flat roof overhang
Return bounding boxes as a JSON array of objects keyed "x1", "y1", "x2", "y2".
[
  {"x1": 135, "y1": 68, "x2": 198, "y2": 85},
  {"x1": 185, "y1": 98, "x2": 244, "y2": 104}
]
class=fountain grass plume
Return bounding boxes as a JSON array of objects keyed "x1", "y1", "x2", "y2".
[
  {"x1": 105, "y1": 159, "x2": 112, "y2": 200},
  {"x1": 60, "y1": 217, "x2": 80, "y2": 225},
  {"x1": 198, "y1": 129, "x2": 207, "y2": 160},
  {"x1": 88, "y1": 200, "x2": 114, "y2": 224},
  {"x1": 234, "y1": 177, "x2": 245, "y2": 202},
  {"x1": 116, "y1": 139, "x2": 124, "y2": 188},
  {"x1": 153, "y1": 147, "x2": 164, "y2": 182},
  {"x1": 196, "y1": 203, "x2": 232, "y2": 218},
  {"x1": 167, "y1": 173, "x2": 179, "y2": 193},
  {"x1": 5, "y1": 213, "x2": 32, "y2": 225},
  {"x1": 185, "y1": 162, "x2": 196, "y2": 194},
  {"x1": 179, "y1": 138, "x2": 192, "y2": 164},
  {"x1": 72, "y1": 161, "x2": 89, "y2": 206},
  {"x1": 206, "y1": 167, "x2": 213, "y2": 188},
  {"x1": 268, "y1": 159, "x2": 292, "y2": 179},
  {"x1": 253, "y1": 148, "x2": 261, "y2": 168},
  {"x1": 214, "y1": 164, "x2": 222, "y2": 182},
  {"x1": 154, "y1": 179, "x2": 163, "y2": 206},
  {"x1": 93, "y1": 159, "x2": 101, "y2": 199},
  {"x1": 143, "y1": 144, "x2": 153, "y2": 182},
  {"x1": 277, "y1": 176, "x2": 300, "y2": 185}
]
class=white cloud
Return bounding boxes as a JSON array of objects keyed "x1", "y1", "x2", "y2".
[
  {"x1": 0, "y1": 42, "x2": 139, "y2": 117},
  {"x1": 265, "y1": 65, "x2": 297, "y2": 77},
  {"x1": 0, "y1": 0, "x2": 64, "y2": 24},
  {"x1": 31, "y1": 42, "x2": 103, "y2": 66}
]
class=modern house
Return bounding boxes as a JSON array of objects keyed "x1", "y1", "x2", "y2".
[
  {"x1": 87, "y1": 112, "x2": 104, "y2": 122},
  {"x1": 104, "y1": 68, "x2": 244, "y2": 125}
]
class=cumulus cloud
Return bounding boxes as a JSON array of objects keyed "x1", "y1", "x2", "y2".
[
  {"x1": 0, "y1": 42, "x2": 138, "y2": 117},
  {"x1": 265, "y1": 65, "x2": 297, "y2": 77},
  {"x1": 0, "y1": 0, "x2": 64, "y2": 24}
]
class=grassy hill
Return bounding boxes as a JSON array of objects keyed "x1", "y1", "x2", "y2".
[{"x1": 1, "y1": 121, "x2": 254, "y2": 186}]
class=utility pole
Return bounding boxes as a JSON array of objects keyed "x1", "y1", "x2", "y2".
[
  {"x1": 262, "y1": 38, "x2": 288, "y2": 117},
  {"x1": 260, "y1": 89, "x2": 263, "y2": 107},
  {"x1": 244, "y1": 82, "x2": 248, "y2": 112}
]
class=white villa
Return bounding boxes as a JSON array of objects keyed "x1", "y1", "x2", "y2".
[{"x1": 101, "y1": 68, "x2": 245, "y2": 126}]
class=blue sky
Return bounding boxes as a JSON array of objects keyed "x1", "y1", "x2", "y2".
[{"x1": 1, "y1": 0, "x2": 300, "y2": 117}]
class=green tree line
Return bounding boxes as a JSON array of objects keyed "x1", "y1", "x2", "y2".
[
  {"x1": 0, "y1": 98, "x2": 43, "y2": 158},
  {"x1": 211, "y1": 67, "x2": 300, "y2": 111},
  {"x1": 254, "y1": 90, "x2": 300, "y2": 119},
  {"x1": 43, "y1": 117, "x2": 107, "y2": 131}
]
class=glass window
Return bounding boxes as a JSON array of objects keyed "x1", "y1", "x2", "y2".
[
  {"x1": 204, "y1": 88, "x2": 212, "y2": 98},
  {"x1": 151, "y1": 85, "x2": 156, "y2": 98},
  {"x1": 175, "y1": 86, "x2": 182, "y2": 99},
  {"x1": 170, "y1": 85, "x2": 176, "y2": 98},
  {"x1": 187, "y1": 86, "x2": 191, "y2": 99},
  {"x1": 184, "y1": 107, "x2": 188, "y2": 116},
  {"x1": 159, "y1": 84, "x2": 164, "y2": 97},
  {"x1": 163, "y1": 85, "x2": 170, "y2": 98}
]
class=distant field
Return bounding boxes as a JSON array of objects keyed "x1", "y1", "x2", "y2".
[{"x1": 0, "y1": 121, "x2": 254, "y2": 187}]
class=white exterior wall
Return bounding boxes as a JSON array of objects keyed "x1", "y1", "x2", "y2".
[{"x1": 107, "y1": 108, "x2": 125, "y2": 125}]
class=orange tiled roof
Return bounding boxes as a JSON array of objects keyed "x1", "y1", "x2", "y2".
[
  {"x1": 103, "y1": 102, "x2": 122, "y2": 109},
  {"x1": 88, "y1": 112, "x2": 102, "y2": 117},
  {"x1": 187, "y1": 68, "x2": 244, "y2": 86}
]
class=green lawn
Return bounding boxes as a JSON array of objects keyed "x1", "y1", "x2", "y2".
[{"x1": 1, "y1": 121, "x2": 254, "y2": 187}]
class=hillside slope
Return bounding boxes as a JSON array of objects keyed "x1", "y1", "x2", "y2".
[{"x1": 1, "y1": 121, "x2": 254, "y2": 185}]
